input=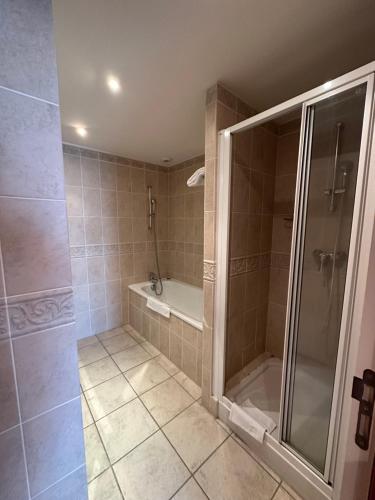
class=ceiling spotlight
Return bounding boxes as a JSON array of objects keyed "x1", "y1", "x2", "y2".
[
  {"x1": 107, "y1": 76, "x2": 121, "y2": 93},
  {"x1": 76, "y1": 126, "x2": 87, "y2": 138},
  {"x1": 161, "y1": 157, "x2": 172, "y2": 164}
]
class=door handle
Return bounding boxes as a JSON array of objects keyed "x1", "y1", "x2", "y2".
[{"x1": 352, "y1": 369, "x2": 375, "y2": 450}]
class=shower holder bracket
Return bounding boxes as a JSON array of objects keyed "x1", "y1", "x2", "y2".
[{"x1": 351, "y1": 369, "x2": 375, "y2": 450}]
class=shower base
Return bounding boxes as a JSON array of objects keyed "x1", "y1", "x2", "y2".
[
  {"x1": 226, "y1": 353, "x2": 333, "y2": 467},
  {"x1": 226, "y1": 356, "x2": 283, "y2": 438}
]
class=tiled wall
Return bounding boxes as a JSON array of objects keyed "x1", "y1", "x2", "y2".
[
  {"x1": 202, "y1": 84, "x2": 256, "y2": 412},
  {"x1": 266, "y1": 122, "x2": 299, "y2": 358},
  {"x1": 64, "y1": 147, "x2": 205, "y2": 341},
  {"x1": 167, "y1": 156, "x2": 205, "y2": 286},
  {"x1": 129, "y1": 290, "x2": 202, "y2": 386},
  {"x1": 0, "y1": 2, "x2": 86, "y2": 499},
  {"x1": 201, "y1": 84, "x2": 301, "y2": 411},
  {"x1": 226, "y1": 125, "x2": 277, "y2": 381},
  {"x1": 63, "y1": 145, "x2": 170, "y2": 339},
  {"x1": 225, "y1": 121, "x2": 300, "y2": 383}
]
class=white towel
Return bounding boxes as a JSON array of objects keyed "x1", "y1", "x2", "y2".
[
  {"x1": 229, "y1": 400, "x2": 276, "y2": 443},
  {"x1": 146, "y1": 296, "x2": 170, "y2": 318},
  {"x1": 187, "y1": 167, "x2": 205, "y2": 187},
  {"x1": 242, "y1": 398, "x2": 276, "y2": 433}
]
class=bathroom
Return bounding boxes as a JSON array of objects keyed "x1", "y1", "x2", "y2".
[{"x1": 1, "y1": 1, "x2": 375, "y2": 500}]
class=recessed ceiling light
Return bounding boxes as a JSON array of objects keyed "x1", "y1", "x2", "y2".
[
  {"x1": 107, "y1": 76, "x2": 121, "y2": 93},
  {"x1": 161, "y1": 157, "x2": 172, "y2": 164},
  {"x1": 76, "y1": 126, "x2": 87, "y2": 138}
]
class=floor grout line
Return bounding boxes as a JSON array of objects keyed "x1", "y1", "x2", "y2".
[
  {"x1": 192, "y1": 475, "x2": 210, "y2": 499},
  {"x1": 270, "y1": 483, "x2": 282, "y2": 499},
  {"x1": 230, "y1": 432, "x2": 282, "y2": 486},
  {"x1": 85, "y1": 389, "x2": 126, "y2": 500},
  {"x1": 79, "y1": 326, "x2": 281, "y2": 500},
  {"x1": 84, "y1": 336, "x2": 198, "y2": 497}
]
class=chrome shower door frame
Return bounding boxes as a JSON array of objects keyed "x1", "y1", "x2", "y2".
[
  {"x1": 213, "y1": 61, "x2": 375, "y2": 499},
  {"x1": 280, "y1": 74, "x2": 375, "y2": 484}
]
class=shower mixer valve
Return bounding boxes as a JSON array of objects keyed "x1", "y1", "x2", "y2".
[{"x1": 313, "y1": 249, "x2": 347, "y2": 272}]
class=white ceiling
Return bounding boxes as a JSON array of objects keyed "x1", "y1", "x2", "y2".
[{"x1": 53, "y1": 0, "x2": 375, "y2": 165}]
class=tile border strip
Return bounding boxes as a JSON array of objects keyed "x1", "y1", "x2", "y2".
[{"x1": 7, "y1": 288, "x2": 74, "y2": 337}]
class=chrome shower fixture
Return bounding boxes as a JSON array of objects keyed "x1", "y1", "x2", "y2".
[
  {"x1": 147, "y1": 185, "x2": 156, "y2": 230},
  {"x1": 324, "y1": 122, "x2": 352, "y2": 212},
  {"x1": 147, "y1": 185, "x2": 163, "y2": 296}
]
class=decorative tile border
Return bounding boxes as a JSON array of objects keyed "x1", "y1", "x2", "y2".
[
  {"x1": 7, "y1": 288, "x2": 74, "y2": 337},
  {"x1": 86, "y1": 245, "x2": 104, "y2": 257},
  {"x1": 228, "y1": 253, "x2": 272, "y2": 275},
  {"x1": 229, "y1": 257, "x2": 247, "y2": 276},
  {"x1": 70, "y1": 246, "x2": 86, "y2": 258},
  {"x1": 203, "y1": 261, "x2": 216, "y2": 282},
  {"x1": 246, "y1": 255, "x2": 259, "y2": 272}
]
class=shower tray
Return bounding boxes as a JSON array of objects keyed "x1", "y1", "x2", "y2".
[{"x1": 226, "y1": 356, "x2": 283, "y2": 438}]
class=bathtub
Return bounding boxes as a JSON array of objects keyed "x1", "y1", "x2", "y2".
[{"x1": 129, "y1": 279, "x2": 203, "y2": 331}]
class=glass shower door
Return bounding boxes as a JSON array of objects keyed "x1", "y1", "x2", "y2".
[{"x1": 282, "y1": 82, "x2": 368, "y2": 476}]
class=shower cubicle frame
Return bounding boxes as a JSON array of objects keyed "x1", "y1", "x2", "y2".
[{"x1": 213, "y1": 62, "x2": 375, "y2": 499}]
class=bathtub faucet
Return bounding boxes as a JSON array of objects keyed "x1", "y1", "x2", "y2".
[{"x1": 149, "y1": 272, "x2": 158, "y2": 291}]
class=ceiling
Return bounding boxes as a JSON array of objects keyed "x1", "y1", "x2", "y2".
[{"x1": 53, "y1": 0, "x2": 375, "y2": 165}]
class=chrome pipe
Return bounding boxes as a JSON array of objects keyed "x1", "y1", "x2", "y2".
[
  {"x1": 328, "y1": 122, "x2": 343, "y2": 212},
  {"x1": 147, "y1": 185, "x2": 152, "y2": 229}
]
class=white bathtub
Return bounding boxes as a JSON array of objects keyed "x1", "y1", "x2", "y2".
[{"x1": 129, "y1": 279, "x2": 203, "y2": 331}]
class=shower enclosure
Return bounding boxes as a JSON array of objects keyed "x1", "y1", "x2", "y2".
[{"x1": 213, "y1": 63, "x2": 375, "y2": 499}]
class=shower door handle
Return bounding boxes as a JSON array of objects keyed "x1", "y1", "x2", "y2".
[{"x1": 352, "y1": 369, "x2": 375, "y2": 450}]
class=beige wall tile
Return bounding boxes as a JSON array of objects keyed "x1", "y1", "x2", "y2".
[
  {"x1": 83, "y1": 188, "x2": 101, "y2": 216},
  {"x1": 0, "y1": 339, "x2": 18, "y2": 432},
  {"x1": 82, "y1": 157, "x2": 100, "y2": 187},
  {"x1": 64, "y1": 154, "x2": 82, "y2": 186},
  {"x1": 0, "y1": 198, "x2": 71, "y2": 296},
  {"x1": 0, "y1": 90, "x2": 64, "y2": 199},
  {"x1": 0, "y1": 426, "x2": 29, "y2": 500},
  {"x1": 13, "y1": 324, "x2": 79, "y2": 420},
  {"x1": 100, "y1": 162, "x2": 117, "y2": 189}
]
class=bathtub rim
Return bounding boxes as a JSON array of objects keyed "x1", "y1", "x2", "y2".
[{"x1": 128, "y1": 279, "x2": 203, "y2": 331}]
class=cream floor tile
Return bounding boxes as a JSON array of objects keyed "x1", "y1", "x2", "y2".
[
  {"x1": 231, "y1": 434, "x2": 280, "y2": 483},
  {"x1": 281, "y1": 482, "x2": 304, "y2": 500},
  {"x1": 78, "y1": 343, "x2": 108, "y2": 367},
  {"x1": 195, "y1": 437, "x2": 278, "y2": 500},
  {"x1": 96, "y1": 398, "x2": 158, "y2": 463},
  {"x1": 173, "y1": 478, "x2": 207, "y2": 500},
  {"x1": 113, "y1": 431, "x2": 189, "y2": 500},
  {"x1": 81, "y1": 394, "x2": 94, "y2": 427},
  {"x1": 78, "y1": 335, "x2": 100, "y2": 348},
  {"x1": 84, "y1": 424, "x2": 110, "y2": 482},
  {"x1": 88, "y1": 468, "x2": 122, "y2": 500},
  {"x1": 85, "y1": 374, "x2": 137, "y2": 420},
  {"x1": 174, "y1": 372, "x2": 202, "y2": 400},
  {"x1": 156, "y1": 354, "x2": 179, "y2": 375},
  {"x1": 163, "y1": 402, "x2": 228, "y2": 472},
  {"x1": 126, "y1": 327, "x2": 146, "y2": 343},
  {"x1": 97, "y1": 327, "x2": 126, "y2": 341},
  {"x1": 141, "y1": 378, "x2": 194, "y2": 426},
  {"x1": 273, "y1": 487, "x2": 297, "y2": 500},
  {"x1": 112, "y1": 344, "x2": 152, "y2": 372},
  {"x1": 101, "y1": 332, "x2": 137, "y2": 354},
  {"x1": 141, "y1": 340, "x2": 161, "y2": 357},
  {"x1": 125, "y1": 359, "x2": 170, "y2": 394},
  {"x1": 80, "y1": 357, "x2": 121, "y2": 391}
]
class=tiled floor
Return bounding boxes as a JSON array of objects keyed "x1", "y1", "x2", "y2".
[{"x1": 78, "y1": 325, "x2": 302, "y2": 500}]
